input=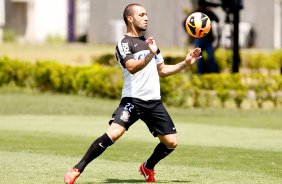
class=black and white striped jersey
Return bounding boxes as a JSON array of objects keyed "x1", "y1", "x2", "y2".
[{"x1": 115, "y1": 35, "x2": 164, "y2": 101}]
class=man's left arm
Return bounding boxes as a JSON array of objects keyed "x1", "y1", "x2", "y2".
[{"x1": 157, "y1": 48, "x2": 201, "y2": 78}]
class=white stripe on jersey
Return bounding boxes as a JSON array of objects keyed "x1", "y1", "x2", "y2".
[{"x1": 117, "y1": 36, "x2": 127, "y2": 59}]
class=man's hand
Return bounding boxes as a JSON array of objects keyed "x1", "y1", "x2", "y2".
[
  {"x1": 184, "y1": 48, "x2": 202, "y2": 65},
  {"x1": 146, "y1": 37, "x2": 158, "y2": 54}
]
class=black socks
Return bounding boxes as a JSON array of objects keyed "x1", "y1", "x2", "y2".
[
  {"x1": 145, "y1": 143, "x2": 175, "y2": 170},
  {"x1": 74, "y1": 136, "x2": 174, "y2": 172},
  {"x1": 74, "y1": 133, "x2": 113, "y2": 172}
]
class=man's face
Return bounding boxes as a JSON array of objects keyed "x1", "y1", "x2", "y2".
[{"x1": 130, "y1": 6, "x2": 148, "y2": 32}]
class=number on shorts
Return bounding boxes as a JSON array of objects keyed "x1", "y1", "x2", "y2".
[{"x1": 124, "y1": 103, "x2": 134, "y2": 112}]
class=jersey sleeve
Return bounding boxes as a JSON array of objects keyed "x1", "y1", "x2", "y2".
[{"x1": 115, "y1": 38, "x2": 134, "y2": 68}]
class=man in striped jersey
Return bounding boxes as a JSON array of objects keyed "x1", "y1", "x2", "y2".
[{"x1": 64, "y1": 3, "x2": 201, "y2": 184}]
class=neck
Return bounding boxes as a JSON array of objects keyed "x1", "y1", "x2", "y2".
[{"x1": 126, "y1": 25, "x2": 142, "y2": 37}]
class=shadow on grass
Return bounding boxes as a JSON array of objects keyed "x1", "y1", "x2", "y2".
[{"x1": 83, "y1": 178, "x2": 192, "y2": 183}]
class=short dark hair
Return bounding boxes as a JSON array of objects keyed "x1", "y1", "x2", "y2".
[{"x1": 123, "y1": 3, "x2": 143, "y2": 25}]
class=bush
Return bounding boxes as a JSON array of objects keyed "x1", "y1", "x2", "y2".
[
  {"x1": 269, "y1": 50, "x2": 282, "y2": 70},
  {"x1": 160, "y1": 74, "x2": 190, "y2": 106},
  {"x1": 92, "y1": 54, "x2": 116, "y2": 66},
  {"x1": 33, "y1": 61, "x2": 123, "y2": 98},
  {"x1": 33, "y1": 61, "x2": 59, "y2": 91},
  {"x1": 214, "y1": 49, "x2": 230, "y2": 72},
  {"x1": 84, "y1": 64, "x2": 122, "y2": 98},
  {"x1": 0, "y1": 57, "x2": 33, "y2": 86},
  {"x1": 1, "y1": 56, "x2": 282, "y2": 108}
]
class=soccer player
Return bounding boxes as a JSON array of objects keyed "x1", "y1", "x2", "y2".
[{"x1": 64, "y1": 3, "x2": 201, "y2": 184}]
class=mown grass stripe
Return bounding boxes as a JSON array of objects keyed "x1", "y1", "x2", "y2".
[
  {"x1": 1, "y1": 92, "x2": 282, "y2": 130},
  {"x1": 1, "y1": 150, "x2": 281, "y2": 184},
  {"x1": 1, "y1": 115, "x2": 282, "y2": 151},
  {"x1": 0, "y1": 130, "x2": 281, "y2": 178}
]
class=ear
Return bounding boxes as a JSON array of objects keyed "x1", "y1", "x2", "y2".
[{"x1": 127, "y1": 16, "x2": 133, "y2": 24}]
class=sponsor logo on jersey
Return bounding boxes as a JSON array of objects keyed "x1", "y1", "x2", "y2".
[{"x1": 122, "y1": 42, "x2": 130, "y2": 54}]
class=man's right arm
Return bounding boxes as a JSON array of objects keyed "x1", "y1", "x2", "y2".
[
  {"x1": 125, "y1": 52, "x2": 155, "y2": 74},
  {"x1": 125, "y1": 37, "x2": 158, "y2": 74}
]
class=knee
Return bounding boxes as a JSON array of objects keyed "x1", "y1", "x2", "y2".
[
  {"x1": 106, "y1": 130, "x2": 123, "y2": 142},
  {"x1": 163, "y1": 139, "x2": 177, "y2": 149},
  {"x1": 106, "y1": 132, "x2": 120, "y2": 142},
  {"x1": 106, "y1": 122, "x2": 126, "y2": 142},
  {"x1": 166, "y1": 140, "x2": 177, "y2": 149},
  {"x1": 158, "y1": 134, "x2": 178, "y2": 149}
]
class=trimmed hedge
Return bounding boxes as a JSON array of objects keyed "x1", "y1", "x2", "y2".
[
  {"x1": 0, "y1": 57, "x2": 282, "y2": 108},
  {"x1": 91, "y1": 49, "x2": 282, "y2": 73},
  {"x1": 0, "y1": 57, "x2": 123, "y2": 99}
]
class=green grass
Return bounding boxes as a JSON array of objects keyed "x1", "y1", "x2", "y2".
[{"x1": 0, "y1": 92, "x2": 282, "y2": 183}]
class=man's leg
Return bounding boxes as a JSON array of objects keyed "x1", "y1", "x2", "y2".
[
  {"x1": 64, "y1": 123, "x2": 125, "y2": 184},
  {"x1": 206, "y1": 43, "x2": 218, "y2": 73},
  {"x1": 145, "y1": 134, "x2": 177, "y2": 169},
  {"x1": 139, "y1": 134, "x2": 177, "y2": 182},
  {"x1": 74, "y1": 122, "x2": 126, "y2": 172}
]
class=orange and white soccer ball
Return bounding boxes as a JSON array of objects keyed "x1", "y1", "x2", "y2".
[{"x1": 185, "y1": 12, "x2": 211, "y2": 38}]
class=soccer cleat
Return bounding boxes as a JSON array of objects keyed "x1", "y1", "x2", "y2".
[
  {"x1": 139, "y1": 162, "x2": 156, "y2": 182},
  {"x1": 64, "y1": 168, "x2": 80, "y2": 184}
]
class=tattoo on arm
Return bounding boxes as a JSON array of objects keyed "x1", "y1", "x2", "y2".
[{"x1": 144, "y1": 53, "x2": 154, "y2": 65}]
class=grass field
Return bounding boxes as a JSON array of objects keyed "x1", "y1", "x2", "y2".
[{"x1": 0, "y1": 91, "x2": 282, "y2": 184}]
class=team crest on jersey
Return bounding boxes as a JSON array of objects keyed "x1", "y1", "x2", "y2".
[
  {"x1": 122, "y1": 42, "x2": 130, "y2": 54},
  {"x1": 120, "y1": 110, "x2": 130, "y2": 122}
]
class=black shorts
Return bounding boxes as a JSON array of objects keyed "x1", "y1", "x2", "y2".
[{"x1": 109, "y1": 97, "x2": 177, "y2": 137}]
